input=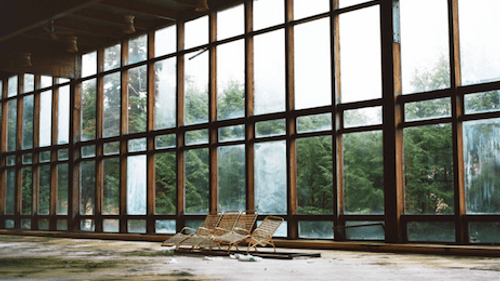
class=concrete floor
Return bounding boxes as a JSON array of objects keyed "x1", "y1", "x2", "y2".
[{"x1": 1, "y1": 235, "x2": 500, "y2": 280}]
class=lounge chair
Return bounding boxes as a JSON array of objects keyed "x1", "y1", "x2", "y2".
[
  {"x1": 214, "y1": 210, "x2": 258, "y2": 253},
  {"x1": 177, "y1": 210, "x2": 240, "y2": 251},
  {"x1": 161, "y1": 211, "x2": 222, "y2": 247},
  {"x1": 246, "y1": 216, "x2": 284, "y2": 253}
]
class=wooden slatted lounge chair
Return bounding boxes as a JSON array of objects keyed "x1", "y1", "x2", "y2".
[
  {"x1": 161, "y1": 211, "x2": 222, "y2": 247},
  {"x1": 246, "y1": 216, "x2": 284, "y2": 253},
  {"x1": 213, "y1": 210, "x2": 258, "y2": 253},
  {"x1": 177, "y1": 210, "x2": 240, "y2": 251}
]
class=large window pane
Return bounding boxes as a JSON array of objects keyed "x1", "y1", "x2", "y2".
[
  {"x1": 218, "y1": 145, "x2": 245, "y2": 212},
  {"x1": 185, "y1": 148, "x2": 209, "y2": 214},
  {"x1": 464, "y1": 118, "x2": 500, "y2": 214},
  {"x1": 8, "y1": 76, "x2": 17, "y2": 97},
  {"x1": 39, "y1": 90, "x2": 52, "y2": 147},
  {"x1": 6, "y1": 100, "x2": 17, "y2": 151},
  {"x1": 57, "y1": 164, "x2": 69, "y2": 215},
  {"x1": 339, "y1": 6, "x2": 381, "y2": 103},
  {"x1": 185, "y1": 16, "x2": 208, "y2": 49},
  {"x1": 343, "y1": 131, "x2": 384, "y2": 214},
  {"x1": 22, "y1": 95, "x2": 34, "y2": 149},
  {"x1": 21, "y1": 167, "x2": 33, "y2": 215},
  {"x1": 253, "y1": 0, "x2": 284, "y2": 31},
  {"x1": 38, "y1": 165, "x2": 51, "y2": 215},
  {"x1": 154, "y1": 58, "x2": 176, "y2": 130},
  {"x1": 104, "y1": 43, "x2": 121, "y2": 71},
  {"x1": 23, "y1": 74, "x2": 34, "y2": 93},
  {"x1": 155, "y1": 152, "x2": 176, "y2": 215},
  {"x1": 297, "y1": 136, "x2": 333, "y2": 214},
  {"x1": 254, "y1": 29, "x2": 285, "y2": 115},
  {"x1": 294, "y1": 0, "x2": 329, "y2": 20},
  {"x1": 155, "y1": 25, "x2": 176, "y2": 57},
  {"x1": 81, "y1": 79, "x2": 96, "y2": 141},
  {"x1": 58, "y1": 85, "x2": 70, "y2": 144},
  {"x1": 217, "y1": 5, "x2": 244, "y2": 40},
  {"x1": 459, "y1": 0, "x2": 500, "y2": 85},
  {"x1": 5, "y1": 169, "x2": 15, "y2": 215},
  {"x1": 217, "y1": 40, "x2": 245, "y2": 120},
  {"x1": 404, "y1": 124, "x2": 454, "y2": 214},
  {"x1": 103, "y1": 73, "x2": 121, "y2": 138},
  {"x1": 82, "y1": 51, "x2": 97, "y2": 77},
  {"x1": 255, "y1": 141, "x2": 287, "y2": 214},
  {"x1": 400, "y1": 0, "x2": 450, "y2": 94},
  {"x1": 295, "y1": 18, "x2": 331, "y2": 110},
  {"x1": 128, "y1": 35, "x2": 147, "y2": 65},
  {"x1": 127, "y1": 155, "x2": 147, "y2": 215},
  {"x1": 185, "y1": 50, "x2": 208, "y2": 125},
  {"x1": 102, "y1": 158, "x2": 120, "y2": 215},
  {"x1": 80, "y1": 161, "x2": 95, "y2": 215},
  {"x1": 127, "y1": 65, "x2": 147, "y2": 134}
]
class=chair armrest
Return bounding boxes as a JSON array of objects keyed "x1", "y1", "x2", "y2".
[
  {"x1": 233, "y1": 227, "x2": 251, "y2": 235},
  {"x1": 180, "y1": 227, "x2": 197, "y2": 234}
]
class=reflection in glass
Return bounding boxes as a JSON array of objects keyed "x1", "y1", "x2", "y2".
[
  {"x1": 40, "y1": 151, "x2": 51, "y2": 163},
  {"x1": 38, "y1": 165, "x2": 51, "y2": 215},
  {"x1": 464, "y1": 91, "x2": 500, "y2": 114},
  {"x1": 128, "y1": 35, "x2": 147, "y2": 65},
  {"x1": 297, "y1": 136, "x2": 333, "y2": 214},
  {"x1": 82, "y1": 145, "x2": 96, "y2": 158},
  {"x1": 128, "y1": 219, "x2": 146, "y2": 233},
  {"x1": 459, "y1": 0, "x2": 500, "y2": 85},
  {"x1": 22, "y1": 153, "x2": 32, "y2": 164},
  {"x1": 82, "y1": 51, "x2": 97, "y2": 77},
  {"x1": 343, "y1": 131, "x2": 384, "y2": 214},
  {"x1": 156, "y1": 220, "x2": 176, "y2": 234},
  {"x1": 294, "y1": 0, "x2": 329, "y2": 20},
  {"x1": 297, "y1": 113, "x2": 332, "y2": 133},
  {"x1": 128, "y1": 65, "x2": 147, "y2": 134},
  {"x1": 154, "y1": 58, "x2": 176, "y2": 130},
  {"x1": 58, "y1": 149, "x2": 69, "y2": 161},
  {"x1": 127, "y1": 155, "x2": 147, "y2": 215},
  {"x1": 155, "y1": 25, "x2": 176, "y2": 57},
  {"x1": 217, "y1": 40, "x2": 245, "y2": 120},
  {"x1": 155, "y1": 134, "x2": 176, "y2": 149},
  {"x1": 464, "y1": 118, "x2": 500, "y2": 214},
  {"x1": 39, "y1": 90, "x2": 52, "y2": 147},
  {"x1": 253, "y1": 0, "x2": 284, "y2": 31},
  {"x1": 22, "y1": 219, "x2": 31, "y2": 229},
  {"x1": 7, "y1": 100, "x2": 17, "y2": 151},
  {"x1": 82, "y1": 79, "x2": 96, "y2": 141},
  {"x1": 299, "y1": 221, "x2": 334, "y2": 239},
  {"x1": 21, "y1": 167, "x2": 33, "y2": 215},
  {"x1": 407, "y1": 221, "x2": 455, "y2": 242},
  {"x1": 128, "y1": 137, "x2": 147, "y2": 152},
  {"x1": 344, "y1": 106, "x2": 382, "y2": 128},
  {"x1": 80, "y1": 161, "x2": 95, "y2": 215},
  {"x1": 469, "y1": 222, "x2": 500, "y2": 243},
  {"x1": 185, "y1": 50, "x2": 208, "y2": 125},
  {"x1": 57, "y1": 164, "x2": 69, "y2": 215},
  {"x1": 255, "y1": 141, "x2": 286, "y2": 214},
  {"x1": 218, "y1": 145, "x2": 245, "y2": 211},
  {"x1": 103, "y1": 158, "x2": 120, "y2": 215},
  {"x1": 219, "y1": 125, "x2": 245, "y2": 142},
  {"x1": 23, "y1": 74, "x2": 34, "y2": 93},
  {"x1": 22, "y1": 95, "x2": 34, "y2": 149},
  {"x1": 345, "y1": 221, "x2": 385, "y2": 240},
  {"x1": 256, "y1": 119, "x2": 286, "y2": 138},
  {"x1": 58, "y1": 85, "x2": 70, "y2": 144},
  {"x1": 295, "y1": 18, "x2": 331, "y2": 110},
  {"x1": 104, "y1": 142, "x2": 120, "y2": 155},
  {"x1": 104, "y1": 43, "x2": 121, "y2": 71},
  {"x1": 217, "y1": 5, "x2": 243, "y2": 40},
  {"x1": 404, "y1": 124, "x2": 453, "y2": 214},
  {"x1": 103, "y1": 73, "x2": 121, "y2": 138},
  {"x1": 8, "y1": 76, "x2": 17, "y2": 97},
  {"x1": 254, "y1": 30, "x2": 285, "y2": 115},
  {"x1": 80, "y1": 219, "x2": 95, "y2": 232},
  {"x1": 5, "y1": 220, "x2": 14, "y2": 229},
  {"x1": 103, "y1": 219, "x2": 119, "y2": 232},
  {"x1": 186, "y1": 129, "x2": 209, "y2": 145},
  {"x1": 405, "y1": 98, "x2": 451, "y2": 122},
  {"x1": 185, "y1": 16, "x2": 208, "y2": 49},
  {"x1": 185, "y1": 148, "x2": 209, "y2": 214},
  {"x1": 339, "y1": 6, "x2": 381, "y2": 103},
  {"x1": 155, "y1": 152, "x2": 176, "y2": 215},
  {"x1": 5, "y1": 169, "x2": 15, "y2": 215},
  {"x1": 401, "y1": 0, "x2": 449, "y2": 94},
  {"x1": 6, "y1": 155, "x2": 15, "y2": 166}
]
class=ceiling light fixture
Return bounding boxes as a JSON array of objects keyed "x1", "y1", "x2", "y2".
[
  {"x1": 67, "y1": 36, "x2": 79, "y2": 53},
  {"x1": 195, "y1": 0, "x2": 209, "y2": 12},
  {"x1": 124, "y1": 15, "x2": 136, "y2": 34}
]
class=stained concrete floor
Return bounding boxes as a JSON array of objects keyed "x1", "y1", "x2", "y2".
[{"x1": 1, "y1": 235, "x2": 500, "y2": 280}]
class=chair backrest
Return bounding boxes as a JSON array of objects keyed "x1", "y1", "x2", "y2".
[
  {"x1": 201, "y1": 211, "x2": 222, "y2": 229},
  {"x1": 216, "y1": 210, "x2": 241, "y2": 231},
  {"x1": 233, "y1": 210, "x2": 258, "y2": 232},
  {"x1": 255, "y1": 216, "x2": 284, "y2": 240}
]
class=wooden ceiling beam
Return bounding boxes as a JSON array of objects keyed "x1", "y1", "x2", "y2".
[
  {"x1": 70, "y1": 13, "x2": 149, "y2": 31},
  {"x1": 99, "y1": 0, "x2": 179, "y2": 21},
  {"x1": 54, "y1": 18, "x2": 122, "y2": 39}
]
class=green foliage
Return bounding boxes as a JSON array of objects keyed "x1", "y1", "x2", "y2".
[
  {"x1": 155, "y1": 152, "x2": 176, "y2": 215},
  {"x1": 410, "y1": 55, "x2": 449, "y2": 92}
]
